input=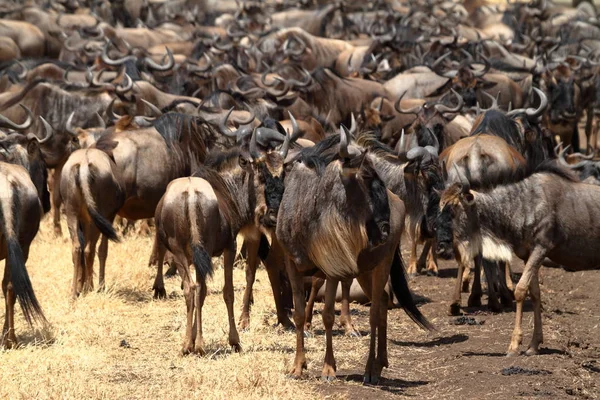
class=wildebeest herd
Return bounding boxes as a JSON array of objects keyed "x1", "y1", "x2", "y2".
[{"x1": 1, "y1": 0, "x2": 600, "y2": 386}]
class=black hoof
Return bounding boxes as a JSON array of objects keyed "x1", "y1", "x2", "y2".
[
  {"x1": 449, "y1": 303, "x2": 462, "y2": 316},
  {"x1": 467, "y1": 295, "x2": 482, "y2": 307},
  {"x1": 153, "y1": 288, "x2": 167, "y2": 299}
]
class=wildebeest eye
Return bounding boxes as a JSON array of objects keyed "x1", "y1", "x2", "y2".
[{"x1": 239, "y1": 156, "x2": 249, "y2": 167}]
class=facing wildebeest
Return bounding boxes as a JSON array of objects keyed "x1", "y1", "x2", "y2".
[
  {"x1": 439, "y1": 162, "x2": 600, "y2": 356},
  {"x1": 274, "y1": 127, "x2": 433, "y2": 383},
  {"x1": 152, "y1": 127, "x2": 289, "y2": 355}
]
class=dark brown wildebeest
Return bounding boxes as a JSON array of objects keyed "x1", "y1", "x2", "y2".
[
  {"x1": 60, "y1": 147, "x2": 124, "y2": 298},
  {"x1": 274, "y1": 127, "x2": 433, "y2": 383},
  {"x1": 0, "y1": 117, "x2": 53, "y2": 348},
  {"x1": 152, "y1": 127, "x2": 290, "y2": 355},
  {"x1": 438, "y1": 162, "x2": 600, "y2": 356}
]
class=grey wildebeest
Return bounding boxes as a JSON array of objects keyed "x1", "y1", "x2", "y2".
[
  {"x1": 438, "y1": 162, "x2": 600, "y2": 356},
  {"x1": 274, "y1": 127, "x2": 433, "y2": 383},
  {"x1": 152, "y1": 126, "x2": 290, "y2": 355},
  {"x1": 0, "y1": 117, "x2": 53, "y2": 348}
]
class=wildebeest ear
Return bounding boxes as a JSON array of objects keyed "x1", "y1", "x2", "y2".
[
  {"x1": 462, "y1": 191, "x2": 475, "y2": 205},
  {"x1": 27, "y1": 139, "x2": 38, "y2": 155}
]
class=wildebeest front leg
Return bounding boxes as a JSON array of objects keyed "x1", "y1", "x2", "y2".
[
  {"x1": 339, "y1": 279, "x2": 360, "y2": 337},
  {"x1": 239, "y1": 237, "x2": 260, "y2": 331},
  {"x1": 425, "y1": 241, "x2": 439, "y2": 276},
  {"x1": 1, "y1": 267, "x2": 17, "y2": 349},
  {"x1": 67, "y1": 217, "x2": 84, "y2": 299},
  {"x1": 263, "y1": 239, "x2": 294, "y2": 329},
  {"x1": 52, "y1": 163, "x2": 64, "y2": 236},
  {"x1": 357, "y1": 271, "x2": 384, "y2": 384},
  {"x1": 285, "y1": 257, "x2": 307, "y2": 378},
  {"x1": 449, "y1": 252, "x2": 466, "y2": 315},
  {"x1": 321, "y1": 278, "x2": 338, "y2": 381},
  {"x1": 482, "y1": 258, "x2": 502, "y2": 312},
  {"x1": 508, "y1": 247, "x2": 545, "y2": 356},
  {"x1": 304, "y1": 276, "x2": 325, "y2": 332},
  {"x1": 223, "y1": 248, "x2": 241, "y2": 352},
  {"x1": 407, "y1": 229, "x2": 419, "y2": 276},
  {"x1": 467, "y1": 256, "x2": 482, "y2": 307}
]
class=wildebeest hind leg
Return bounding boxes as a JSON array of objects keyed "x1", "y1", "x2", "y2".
[
  {"x1": 357, "y1": 271, "x2": 384, "y2": 384},
  {"x1": 525, "y1": 273, "x2": 543, "y2": 356},
  {"x1": 263, "y1": 240, "x2": 294, "y2": 329},
  {"x1": 177, "y1": 257, "x2": 195, "y2": 355},
  {"x1": 481, "y1": 258, "x2": 502, "y2": 312},
  {"x1": 339, "y1": 279, "x2": 360, "y2": 337},
  {"x1": 223, "y1": 248, "x2": 241, "y2": 352},
  {"x1": 450, "y1": 254, "x2": 466, "y2": 315},
  {"x1": 194, "y1": 278, "x2": 208, "y2": 355},
  {"x1": 285, "y1": 257, "x2": 307, "y2": 378},
  {"x1": 239, "y1": 237, "x2": 260, "y2": 331},
  {"x1": 151, "y1": 235, "x2": 167, "y2": 299},
  {"x1": 98, "y1": 235, "x2": 110, "y2": 292},
  {"x1": 321, "y1": 278, "x2": 337, "y2": 381},
  {"x1": 83, "y1": 228, "x2": 101, "y2": 294},
  {"x1": 1, "y1": 267, "x2": 17, "y2": 348}
]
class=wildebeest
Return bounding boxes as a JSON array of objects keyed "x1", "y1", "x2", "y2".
[
  {"x1": 0, "y1": 117, "x2": 52, "y2": 347},
  {"x1": 152, "y1": 127, "x2": 289, "y2": 355},
  {"x1": 438, "y1": 162, "x2": 600, "y2": 356},
  {"x1": 274, "y1": 127, "x2": 433, "y2": 383}
]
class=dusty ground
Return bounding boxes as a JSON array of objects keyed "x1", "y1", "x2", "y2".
[{"x1": 1, "y1": 218, "x2": 599, "y2": 399}]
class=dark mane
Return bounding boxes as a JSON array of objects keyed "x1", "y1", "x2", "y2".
[
  {"x1": 472, "y1": 160, "x2": 579, "y2": 191},
  {"x1": 192, "y1": 165, "x2": 243, "y2": 231},
  {"x1": 534, "y1": 160, "x2": 580, "y2": 182},
  {"x1": 293, "y1": 134, "x2": 341, "y2": 174},
  {"x1": 355, "y1": 131, "x2": 397, "y2": 161},
  {"x1": 204, "y1": 148, "x2": 241, "y2": 172},
  {"x1": 152, "y1": 113, "x2": 217, "y2": 175},
  {"x1": 470, "y1": 110, "x2": 521, "y2": 150}
]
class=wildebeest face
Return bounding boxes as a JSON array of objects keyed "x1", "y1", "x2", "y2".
[
  {"x1": 436, "y1": 183, "x2": 477, "y2": 260},
  {"x1": 244, "y1": 151, "x2": 286, "y2": 228},
  {"x1": 545, "y1": 73, "x2": 578, "y2": 124}
]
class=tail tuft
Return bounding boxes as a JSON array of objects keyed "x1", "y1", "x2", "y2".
[
  {"x1": 192, "y1": 244, "x2": 213, "y2": 280},
  {"x1": 390, "y1": 246, "x2": 434, "y2": 331}
]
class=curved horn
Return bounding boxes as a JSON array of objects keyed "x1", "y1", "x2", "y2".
[
  {"x1": 279, "y1": 127, "x2": 290, "y2": 159},
  {"x1": 395, "y1": 91, "x2": 423, "y2": 115},
  {"x1": 101, "y1": 42, "x2": 137, "y2": 66},
  {"x1": 107, "y1": 97, "x2": 123, "y2": 122},
  {"x1": 471, "y1": 52, "x2": 491, "y2": 78},
  {"x1": 234, "y1": 104, "x2": 256, "y2": 125},
  {"x1": 218, "y1": 107, "x2": 253, "y2": 139},
  {"x1": 249, "y1": 127, "x2": 260, "y2": 159},
  {"x1": 288, "y1": 111, "x2": 300, "y2": 138},
  {"x1": 397, "y1": 129, "x2": 408, "y2": 162},
  {"x1": 144, "y1": 48, "x2": 175, "y2": 71},
  {"x1": 339, "y1": 125, "x2": 350, "y2": 159},
  {"x1": 141, "y1": 99, "x2": 163, "y2": 117},
  {"x1": 96, "y1": 112, "x2": 106, "y2": 129},
  {"x1": 35, "y1": 117, "x2": 55, "y2": 144},
  {"x1": 14, "y1": 60, "x2": 27, "y2": 80},
  {"x1": 0, "y1": 105, "x2": 34, "y2": 131},
  {"x1": 558, "y1": 146, "x2": 589, "y2": 169},
  {"x1": 507, "y1": 88, "x2": 548, "y2": 120},
  {"x1": 65, "y1": 112, "x2": 79, "y2": 136},
  {"x1": 283, "y1": 35, "x2": 306, "y2": 57},
  {"x1": 425, "y1": 128, "x2": 440, "y2": 156},
  {"x1": 434, "y1": 89, "x2": 464, "y2": 114},
  {"x1": 115, "y1": 73, "x2": 133, "y2": 95}
]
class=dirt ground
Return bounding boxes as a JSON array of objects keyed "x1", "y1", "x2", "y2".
[{"x1": 1, "y1": 218, "x2": 599, "y2": 399}]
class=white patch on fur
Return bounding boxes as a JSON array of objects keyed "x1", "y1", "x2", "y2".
[{"x1": 481, "y1": 235, "x2": 513, "y2": 262}]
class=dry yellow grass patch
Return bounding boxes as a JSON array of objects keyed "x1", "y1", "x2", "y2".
[{"x1": 0, "y1": 218, "x2": 333, "y2": 400}]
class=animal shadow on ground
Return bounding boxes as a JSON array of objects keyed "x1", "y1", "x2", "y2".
[
  {"x1": 112, "y1": 287, "x2": 154, "y2": 303},
  {"x1": 14, "y1": 325, "x2": 57, "y2": 349},
  {"x1": 436, "y1": 267, "x2": 458, "y2": 279},
  {"x1": 391, "y1": 333, "x2": 468, "y2": 347},
  {"x1": 337, "y1": 373, "x2": 429, "y2": 393},
  {"x1": 312, "y1": 328, "x2": 371, "y2": 337}
]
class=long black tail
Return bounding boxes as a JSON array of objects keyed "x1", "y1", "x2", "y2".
[
  {"x1": 0, "y1": 190, "x2": 45, "y2": 325},
  {"x1": 258, "y1": 234, "x2": 271, "y2": 261},
  {"x1": 75, "y1": 164, "x2": 119, "y2": 242},
  {"x1": 389, "y1": 246, "x2": 434, "y2": 331},
  {"x1": 191, "y1": 244, "x2": 213, "y2": 280}
]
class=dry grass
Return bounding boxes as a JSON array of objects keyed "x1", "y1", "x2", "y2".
[{"x1": 0, "y1": 218, "x2": 336, "y2": 400}]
